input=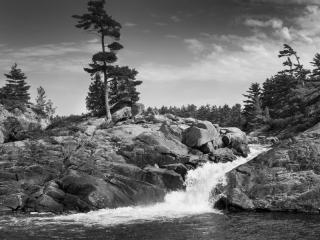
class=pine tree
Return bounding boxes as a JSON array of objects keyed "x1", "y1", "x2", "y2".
[
  {"x1": 73, "y1": 0, "x2": 141, "y2": 124},
  {"x1": 4, "y1": 63, "x2": 30, "y2": 103},
  {"x1": 108, "y1": 66, "x2": 142, "y2": 107},
  {"x1": 242, "y1": 83, "x2": 261, "y2": 119},
  {"x1": 35, "y1": 86, "x2": 56, "y2": 117},
  {"x1": 86, "y1": 74, "x2": 105, "y2": 114},
  {"x1": 36, "y1": 86, "x2": 47, "y2": 111}
]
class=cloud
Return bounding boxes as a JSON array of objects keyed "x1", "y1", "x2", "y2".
[
  {"x1": 139, "y1": 5, "x2": 320, "y2": 87},
  {"x1": 244, "y1": 18, "x2": 283, "y2": 29},
  {"x1": 7, "y1": 39, "x2": 100, "y2": 58},
  {"x1": 165, "y1": 35, "x2": 179, "y2": 39},
  {"x1": 155, "y1": 22, "x2": 167, "y2": 26},
  {"x1": 184, "y1": 39, "x2": 205, "y2": 54},
  {"x1": 170, "y1": 16, "x2": 181, "y2": 22},
  {"x1": 124, "y1": 22, "x2": 137, "y2": 27},
  {"x1": 250, "y1": 0, "x2": 320, "y2": 5}
]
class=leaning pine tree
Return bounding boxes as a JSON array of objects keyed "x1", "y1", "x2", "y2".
[{"x1": 73, "y1": 0, "x2": 140, "y2": 124}]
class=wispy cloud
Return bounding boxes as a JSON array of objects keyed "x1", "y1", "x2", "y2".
[
  {"x1": 165, "y1": 35, "x2": 179, "y2": 39},
  {"x1": 251, "y1": 0, "x2": 320, "y2": 5},
  {"x1": 124, "y1": 22, "x2": 137, "y2": 27},
  {"x1": 184, "y1": 39, "x2": 205, "y2": 54},
  {"x1": 155, "y1": 22, "x2": 167, "y2": 26},
  {"x1": 170, "y1": 16, "x2": 181, "y2": 22},
  {"x1": 139, "y1": 5, "x2": 320, "y2": 86},
  {"x1": 6, "y1": 39, "x2": 100, "y2": 58}
]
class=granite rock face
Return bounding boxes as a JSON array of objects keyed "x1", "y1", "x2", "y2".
[
  {"x1": 215, "y1": 123, "x2": 320, "y2": 213},
  {"x1": 0, "y1": 104, "x2": 50, "y2": 143},
  {"x1": 0, "y1": 111, "x2": 251, "y2": 214}
]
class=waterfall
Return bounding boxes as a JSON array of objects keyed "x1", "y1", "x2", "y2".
[{"x1": 52, "y1": 144, "x2": 269, "y2": 226}]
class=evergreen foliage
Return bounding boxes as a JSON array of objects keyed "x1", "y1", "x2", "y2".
[
  {"x1": 73, "y1": 0, "x2": 142, "y2": 123},
  {"x1": 149, "y1": 103, "x2": 242, "y2": 128},
  {"x1": 244, "y1": 44, "x2": 320, "y2": 133},
  {"x1": 86, "y1": 74, "x2": 105, "y2": 114},
  {"x1": 0, "y1": 64, "x2": 30, "y2": 111},
  {"x1": 34, "y1": 86, "x2": 56, "y2": 118}
]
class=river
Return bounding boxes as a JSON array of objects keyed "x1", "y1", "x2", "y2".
[{"x1": 1, "y1": 145, "x2": 320, "y2": 239}]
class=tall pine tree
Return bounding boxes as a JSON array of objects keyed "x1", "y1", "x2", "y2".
[{"x1": 73, "y1": 0, "x2": 140, "y2": 124}]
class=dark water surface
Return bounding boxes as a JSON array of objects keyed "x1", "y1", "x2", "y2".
[{"x1": 1, "y1": 211, "x2": 320, "y2": 240}]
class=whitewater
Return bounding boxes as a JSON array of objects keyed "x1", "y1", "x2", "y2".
[{"x1": 43, "y1": 144, "x2": 270, "y2": 227}]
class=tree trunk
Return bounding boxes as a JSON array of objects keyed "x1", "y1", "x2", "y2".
[
  {"x1": 101, "y1": 35, "x2": 112, "y2": 125},
  {"x1": 104, "y1": 79, "x2": 112, "y2": 124}
]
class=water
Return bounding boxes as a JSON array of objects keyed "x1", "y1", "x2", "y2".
[{"x1": 2, "y1": 145, "x2": 319, "y2": 239}]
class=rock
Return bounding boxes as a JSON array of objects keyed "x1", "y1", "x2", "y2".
[
  {"x1": 131, "y1": 103, "x2": 145, "y2": 117},
  {"x1": 134, "y1": 115, "x2": 147, "y2": 124},
  {"x1": 199, "y1": 142, "x2": 214, "y2": 154},
  {"x1": 144, "y1": 166, "x2": 184, "y2": 191},
  {"x1": 119, "y1": 131, "x2": 189, "y2": 168},
  {"x1": 105, "y1": 124, "x2": 151, "y2": 145},
  {"x1": 0, "y1": 193, "x2": 27, "y2": 212},
  {"x1": 112, "y1": 107, "x2": 132, "y2": 123},
  {"x1": 0, "y1": 105, "x2": 50, "y2": 143},
  {"x1": 183, "y1": 125, "x2": 217, "y2": 148},
  {"x1": 32, "y1": 195, "x2": 63, "y2": 213},
  {"x1": 210, "y1": 148, "x2": 237, "y2": 163},
  {"x1": 57, "y1": 170, "x2": 166, "y2": 211},
  {"x1": 165, "y1": 114, "x2": 179, "y2": 121},
  {"x1": 221, "y1": 127, "x2": 249, "y2": 157},
  {"x1": 161, "y1": 164, "x2": 189, "y2": 180},
  {"x1": 184, "y1": 118, "x2": 196, "y2": 125},
  {"x1": 85, "y1": 125, "x2": 96, "y2": 136},
  {"x1": 218, "y1": 124, "x2": 320, "y2": 213},
  {"x1": 148, "y1": 114, "x2": 169, "y2": 124},
  {"x1": 159, "y1": 122, "x2": 183, "y2": 142}
]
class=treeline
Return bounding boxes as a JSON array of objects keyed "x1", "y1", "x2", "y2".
[
  {"x1": 146, "y1": 103, "x2": 242, "y2": 128},
  {"x1": 242, "y1": 44, "x2": 320, "y2": 133},
  {"x1": 0, "y1": 63, "x2": 56, "y2": 118}
]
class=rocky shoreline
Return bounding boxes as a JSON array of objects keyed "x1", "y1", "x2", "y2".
[
  {"x1": 1, "y1": 104, "x2": 320, "y2": 214},
  {"x1": 0, "y1": 104, "x2": 249, "y2": 214},
  {"x1": 215, "y1": 123, "x2": 320, "y2": 213}
]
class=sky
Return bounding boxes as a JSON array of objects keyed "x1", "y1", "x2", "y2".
[{"x1": 1, "y1": 0, "x2": 320, "y2": 115}]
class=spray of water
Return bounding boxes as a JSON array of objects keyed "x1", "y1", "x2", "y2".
[{"x1": 50, "y1": 144, "x2": 269, "y2": 226}]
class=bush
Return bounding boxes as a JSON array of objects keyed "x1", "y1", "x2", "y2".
[{"x1": 1, "y1": 99, "x2": 26, "y2": 112}]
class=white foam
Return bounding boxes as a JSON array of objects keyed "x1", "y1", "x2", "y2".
[{"x1": 51, "y1": 144, "x2": 269, "y2": 226}]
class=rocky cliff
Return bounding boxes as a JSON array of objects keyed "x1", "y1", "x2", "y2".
[
  {"x1": 0, "y1": 105, "x2": 249, "y2": 213},
  {"x1": 215, "y1": 122, "x2": 320, "y2": 213}
]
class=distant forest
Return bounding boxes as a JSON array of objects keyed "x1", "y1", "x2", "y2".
[
  {"x1": 148, "y1": 44, "x2": 320, "y2": 134},
  {"x1": 146, "y1": 104, "x2": 242, "y2": 128}
]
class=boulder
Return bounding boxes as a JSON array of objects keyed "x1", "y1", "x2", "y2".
[
  {"x1": 131, "y1": 103, "x2": 145, "y2": 117},
  {"x1": 144, "y1": 166, "x2": 184, "y2": 191},
  {"x1": 119, "y1": 131, "x2": 189, "y2": 168},
  {"x1": 161, "y1": 164, "x2": 189, "y2": 180},
  {"x1": 57, "y1": 170, "x2": 166, "y2": 210},
  {"x1": 221, "y1": 127, "x2": 249, "y2": 157},
  {"x1": 148, "y1": 114, "x2": 169, "y2": 124},
  {"x1": 199, "y1": 142, "x2": 214, "y2": 154},
  {"x1": 210, "y1": 148, "x2": 237, "y2": 163},
  {"x1": 159, "y1": 122, "x2": 183, "y2": 142},
  {"x1": 183, "y1": 123, "x2": 218, "y2": 148},
  {"x1": 112, "y1": 107, "x2": 132, "y2": 123}
]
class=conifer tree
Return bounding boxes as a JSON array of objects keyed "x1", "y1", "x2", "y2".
[
  {"x1": 86, "y1": 74, "x2": 105, "y2": 114},
  {"x1": 36, "y1": 86, "x2": 47, "y2": 111},
  {"x1": 35, "y1": 86, "x2": 56, "y2": 117},
  {"x1": 4, "y1": 63, "x2": 30, "y2": 103},
  {"x1": 108, "y1": 66, "x2": 142, "y2": 107},
  {"x1": 73, "y1": 0, "x2": 141, "y2": 124},
  {"x1": 242, "y1": 83, "x2": 261, "y2": 119}
]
